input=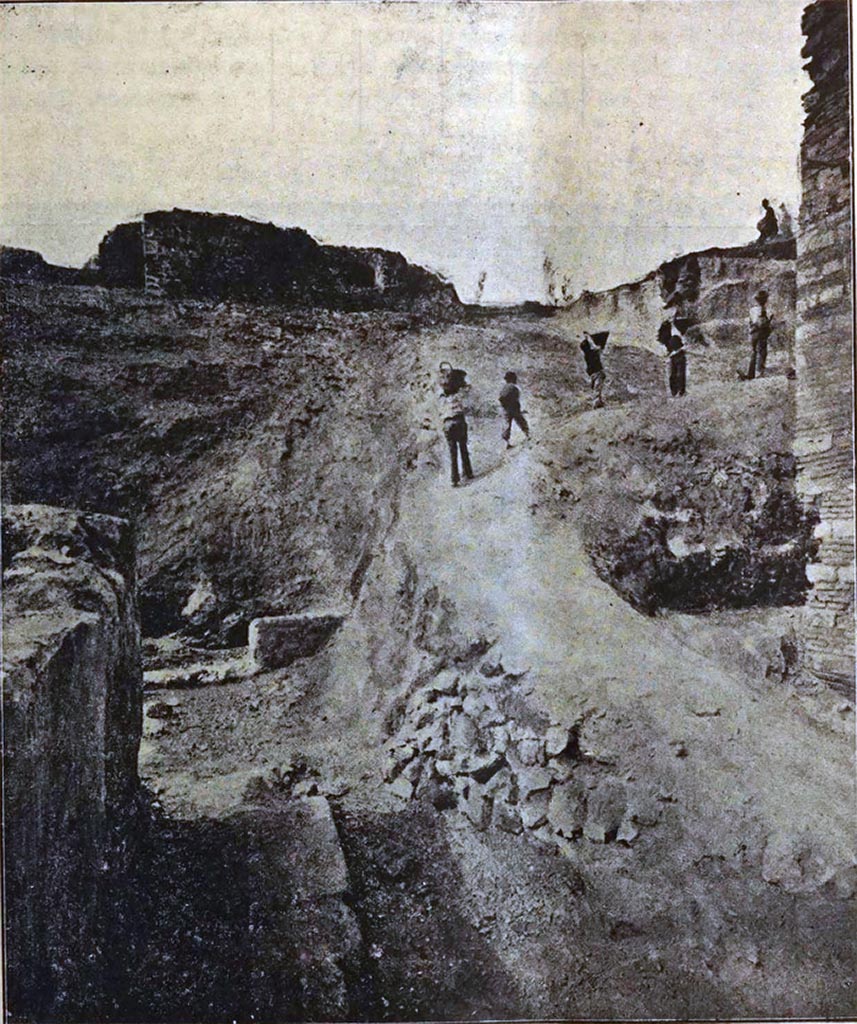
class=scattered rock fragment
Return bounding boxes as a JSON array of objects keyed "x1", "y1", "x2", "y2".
[
  {"x1": 389, "y1": 776, "x2": 414, "y2": 801},
  {"x1": 521, "y1": 790, "x2": 551, "y2": 830},
  {"x1": 583, "y1": 780, "x2": 627, "y2": 843},
  {"x1": 548, "y1": 781, "x2": 586, "y2": 838}
]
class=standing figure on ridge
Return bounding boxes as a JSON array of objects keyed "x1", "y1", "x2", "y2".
[
  {"x1": 580, "y1": 331, "x2": 609, "y2": 409},
  {"x1": 499, "y1": 371, "x2": 530, "y2": 449},
  {"x1": 747, "y1": 289, "x2": 772, "y2": 379},
  {"x1": 756, "y1": 198, "x2": 779, "y2": 243},
  {"x1": 658, "y1": 318, "x2": 688, "y2": 397},
  {"x1": 438, "y1": 362, "x2": 474, "y2": 487},
  {"x1": 778, "y1": 203, "x2": 794, "y2": 239}
]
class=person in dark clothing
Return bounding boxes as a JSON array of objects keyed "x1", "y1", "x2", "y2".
[
  {"x1": 756, "y1": 199, "x2": 779, "y2": 243},
  {"x1": 499, "y1": 371, "x2": 530, "y2": 448},
  {"x1": 747, "y1": 289, "x2": 772, "y2": 379},
  {"x1": 580, "y1": 331, "x2": 608, "y2": 408},
  {"x1": 438, "y1": 371, "x2": 473, "y2": 487},
  {"x1": 658, "y1": 318, "x2": 687, "y2": 396}
]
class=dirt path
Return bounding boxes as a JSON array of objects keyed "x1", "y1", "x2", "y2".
[{"x1": 399, "y1": 386, "x2": 855, "y2": 878}]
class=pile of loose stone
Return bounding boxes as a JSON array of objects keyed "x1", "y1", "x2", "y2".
[{"x1": 384, "y1": 659, "x2": 664, "y2": 853}]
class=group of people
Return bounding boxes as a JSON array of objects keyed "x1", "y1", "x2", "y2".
[
  {"x1": 438, "y1": 365, "x2": 530, "y2": 487},
  {"x1": 580, "y1": 288, "x2": 774, "y2": 407},
  {"x1": 437, "y1": 285, "x2": 774, "y2": 486}
]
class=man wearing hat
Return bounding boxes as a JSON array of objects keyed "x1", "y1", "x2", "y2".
[
  {"x1": 438, "y1": 365, "x2": 474, "y2": 487},
  {"x1": 748, "y1": 289, "x2": 772, "y2": 379}
]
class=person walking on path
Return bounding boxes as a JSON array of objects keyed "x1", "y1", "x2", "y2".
[
  {"x1": 439, "y1": 367, "x2": 474, "y2": 487},
  {"x1": 499, "y1": 371, "x2": 530, "y2": 449},
  {"x1": 756, "y1": 199, "x2": 779, "y2": 243},
  {"x1": 747, "y1": 289, "x2": 772, "y2": 379},
  {"x1": 658, "y1": 318, "x2": 687, "y2": 397},
  {"x1": 580, "y1": 331, "x2": 609, "y2": 409}
]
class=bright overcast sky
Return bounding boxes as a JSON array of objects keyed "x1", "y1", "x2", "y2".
[{"x1": 1, "y1": 1, "x2": 807, "y2": 303}]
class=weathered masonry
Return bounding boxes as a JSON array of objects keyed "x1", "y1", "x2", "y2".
[{"x1": 794, "y1": 0, "x2": 855, "y2": 692}]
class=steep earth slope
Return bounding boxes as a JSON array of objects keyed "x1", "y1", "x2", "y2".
[{"x1": 3, "y1": 281, "x2": 854, "y2": 1019}]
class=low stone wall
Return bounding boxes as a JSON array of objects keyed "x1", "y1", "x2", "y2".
[
  {"x1": 2, "y1": 504, "x2": 142, "y2": 1019},
  {"x1": 794, "y1": 0, "x2": 855, "y2": 692}
]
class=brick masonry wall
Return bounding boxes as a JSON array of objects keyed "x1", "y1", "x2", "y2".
[{"x1": 795, "y1": 0, "x2": 855, "y2": 692}]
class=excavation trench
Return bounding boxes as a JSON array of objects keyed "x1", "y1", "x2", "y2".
[
  {"x1": 4, "y1": 285, "x2": 854, "y2": 1020},
  {"x1": 132, "y1": 363, "x2": 855, "y2": 1020}
]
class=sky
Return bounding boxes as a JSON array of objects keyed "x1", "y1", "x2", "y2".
[{"x1": 1, "y1": 1, "x2": 808, "y2": 303}]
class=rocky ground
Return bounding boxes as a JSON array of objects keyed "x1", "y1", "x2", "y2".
[{"x1": 3, "y1": 281, "x2": 855, "y2": 1020}]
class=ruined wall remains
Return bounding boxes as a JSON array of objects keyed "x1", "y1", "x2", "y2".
[
  {"x1": 96, "y1": 221, "x2": 145, "y2": 288},
  {"x1": 0, "y1": 246, "x2": 95, "y2": 286},
  {"x1": 794, "y1": 0, "x2": 855, "y2": 692},
  {"x1": 2, "y1": 504, "x2": 143, "y2": 1019},
  {"x1": 84, "y1": 209, "x2": 460, "y2": 310}
]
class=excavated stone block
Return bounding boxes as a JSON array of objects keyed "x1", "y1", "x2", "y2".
[
  {"x1": 2, "y1": 503, "x2": 142, "y2": 1020},
  {"x1": 249, "y1": 611, "x2": 345, "y2": 670},
  {"x1": 515, "y1": 765, "x2": 553, "y2": 800},
  {"x1": 545, "y1": 724, "x2": 573, "y2": 758},
  {"x1": 493, "y1": 800, "x2": 523, "y2": 834},
  {"x1": 448, "y1": 712, "x2": 479, "y2": 752},
  {"x1": 516, "y1": 737, "x2": 547, "y2": 766}
]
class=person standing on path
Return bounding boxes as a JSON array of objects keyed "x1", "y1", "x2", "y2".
[
  {"x1": 580, "y1": 331, "x2": 608, "y2": 409},
  {"x1": 747, "y1": 289, "x2": 772, "y2": 379},
  {"x1": 499, "y1": 371, "x2": 530, "y2": 449},
  {"x1": 439, "y1": 368, "x2": 474, "y2": 487}
]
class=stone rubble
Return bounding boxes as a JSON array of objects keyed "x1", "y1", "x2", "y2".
[{"x1": 383, "y1": 659, "x2": 662, "y2": 854}]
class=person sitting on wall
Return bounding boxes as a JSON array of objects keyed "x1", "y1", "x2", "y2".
[{"x1": 756, "y1": 199, "x2": 779, "y2": 243}]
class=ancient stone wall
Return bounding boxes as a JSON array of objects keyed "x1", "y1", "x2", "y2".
[
  {"x1": 111, "y1": 209, "x2": 460, "y2": 310},
  {"x1": 96, "y1": 221, "x2": 145, "y2": 288},
  {"x1": 794, "y1": 0, "x2": 855, "y2": 692},
  {"x1": 141, "y1": 209, "x2": 322, "y2": 301},
  {"x1": 2, "y1": 504, "x2": 142, "y2": 1019}
]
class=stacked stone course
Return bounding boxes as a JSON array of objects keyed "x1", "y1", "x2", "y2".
[{"x1": 794, "y1": 0, "x2": 855, "y2": 692}]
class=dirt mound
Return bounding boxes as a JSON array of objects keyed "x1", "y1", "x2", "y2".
[
  {"x1": 2, "y1": 283, "x2": 444, "y2": 642},
  {"x1": 537, "y1": 377, "x2": 816, "y2": 614}
]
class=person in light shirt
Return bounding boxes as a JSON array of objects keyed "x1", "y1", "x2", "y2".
[
  {"x1": 748, "y1": 289, "x2": 772, "y2": 379},
  {"x1": 438, "y1": 369, "x2": 474, "y2": 487}
]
